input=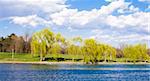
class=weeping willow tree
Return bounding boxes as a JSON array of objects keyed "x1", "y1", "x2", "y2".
[
  {"x1": 101, "y1": 44, "x2": 116, "y2": 62},
  {"x1": 30, "y1": 28, "x2": 149, "y2": 63},
  {"x1": 137, "y1": 44, "x2": 150, "y2": 62},
  {"x1": 31, "y1": 28, "x2": 65, "y2": 61},
  {"x1": 83, "y1": 39, "x2": 101, "y2": 64},
  {"x1": 82, "y1": 39, "x2": 117, "y2": 64},
  {"x1": 31, "y1": 28, "x2": 54, "y2": 61},
  {"x1": 50, "y1": 43, "x2": 62, "y2": 59},
  {"x1": 66, "y1": 37, "x2": 83, "y2": 61},
  {"x1": 52, "y1": 33, "x2": 65, "y2": 59},
  {"x1": 123, "y1": 44, "x2": 149, "y2": 63},
  {"x1": 67, "y1": 45, "x2": 80, "y2": 61}
]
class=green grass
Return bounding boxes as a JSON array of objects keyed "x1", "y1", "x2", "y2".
[
  {"x1": 0, "y1": 52, "x2": 149, "y2": 63},
  {"x1": 0, "y1": 52, "x2": 39, "y2": 62},
  {"x1": 46, "y1": 54, "x2": 83, "y2": 59},
  {"x1": 0, "y1": 52, "x2": 84, "y2": 62}
]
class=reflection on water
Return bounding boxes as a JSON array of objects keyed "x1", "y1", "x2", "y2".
[{"x1": 0, "y1": 64, "x2": 149, "y2": 81}]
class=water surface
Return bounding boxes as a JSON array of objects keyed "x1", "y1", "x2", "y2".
[{"x1": 0, "y1": 64, "x2": 149, "y2": 81}]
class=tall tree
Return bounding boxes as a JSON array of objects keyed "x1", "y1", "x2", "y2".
[
  {"x1": 31, "y1": 28, "x2": 54, "y2": 61},
  {"x1": 31, "y1": 28, "x2": 65, "y2": 61},
  {"x1": 83, "y1": 39, "x2": 99, "y2": 64},
  {"x1": 123, "y1": 44, "x2": 149, "y2": 63}
]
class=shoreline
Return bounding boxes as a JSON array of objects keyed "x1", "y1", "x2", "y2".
[{"x1": 0, "y1": 61, "x2": 150, "y2": 65}]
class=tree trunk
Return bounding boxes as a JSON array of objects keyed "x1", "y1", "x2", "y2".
[
  {"x1": 104, "y1": 53, "x2": 106, "y2": 62},
  {"x1": 12, "y1": 49, "x2": 14, "y2": 60},
  {"x1": 40, "y1": 49, "x2": 43, "y2": 61}
]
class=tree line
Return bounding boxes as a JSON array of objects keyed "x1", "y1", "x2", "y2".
[
  {"x1": 0, "y1": 28, "x2": 150, "y2": 64},
  {"x1": 31, "y1": 28, "x2": 150, "y2": 63},
  {"x1": 0, "y1": 33, "x2": 30, "y2": 53}
]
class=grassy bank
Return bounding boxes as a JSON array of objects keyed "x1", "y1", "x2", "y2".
[
  {"x1": 0, "y1": 52, "x2": 83, "y2": 62},
  {"x1": 0, "y1": 52, "x2": 149, "y2": 64},
  {"x1": 0, "y1": 52, "x2": 39, "y2": 62}
]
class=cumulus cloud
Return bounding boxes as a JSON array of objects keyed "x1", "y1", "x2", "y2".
[
  {"x1": 50, "y1": 0, "x2": 130, "y2": 26},
  {"x1": 1, "y1": 0, "x2": 149, "y2": 46},
  {"x1": 50, "y1": 0, "x2": 149, "y2": 33},
  {"x1": 90, "y1": 30, "x2": 150, "y2": 46},
  {"x1": 7, "y1": 0, "x2": 149, "y2": 33},
  {"x1": 49, "y1": 0, "x2": 150, "y2": 46},
  {"x1": 106, "y1": 12, "x2": 149, "y2": 29},
  {"x1": 0, "y1": 0, "x2": 68, "y2": 18},
  {"x1": 7, "y1": 0, "x2": 148, "y2": 31},
  {"x1": 10, "y1": 15, "x2": 50, "y2": 27}
]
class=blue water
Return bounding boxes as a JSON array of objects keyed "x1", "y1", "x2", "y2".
[{"x1": 0, "y1": 64, "x2": 149, "y2": 81}]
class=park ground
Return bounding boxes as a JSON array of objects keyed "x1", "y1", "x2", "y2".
[{"x1": 0, "y1": 52, "x2": 150, "y2": 64}]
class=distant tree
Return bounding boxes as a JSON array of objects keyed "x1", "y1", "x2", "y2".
[
  {"x1": 116, "y1": 49, "x2": 124, "y2": 58},
  {"x1": 23, "y1": 31, "x2": 31, "y2": 53},
  {"x1": 0, "y1": 37, "x2": 4, "y2": 52},
  {"x1": 15, "y1": 36, "x2": 25, "y2": 53},
  {"x1": 1, "y1": 28, "x2": 150, "y2": 63}
]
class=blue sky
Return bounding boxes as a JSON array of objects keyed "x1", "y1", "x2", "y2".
[{"x1": 0, "y1": 0, "x2": 149, "y2": 47}]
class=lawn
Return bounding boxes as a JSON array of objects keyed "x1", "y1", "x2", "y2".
[
  {"x1": 0, "y1": 52, "x2": 39, "y2": 62},
  {"x1": 0, "y1": 52, "x2": 149, "y2": 63},
  {"x1": 0, "y1": 52, "x2": 83, "y2": 62}
]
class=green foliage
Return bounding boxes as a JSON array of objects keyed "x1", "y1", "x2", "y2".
[
  {"x1": 102, "y1": 44, "x2": 116, "y2": 62},
  {"x1": 0, "y1": 34, "x2": 26, "y2": 53},
  {"x1": 72, "y1": 37, "x2": 82, "y2": 43},
  {"x1": 123, "y1": 44, "x2": 150, "y2": 63},
  {"x1": 82, "y1": 39, "x2": 116, "y2": 64},
  {"x1": 50, "y1": 43, "x2": 61, "y2": 54},
  {"x1": 83, "y1": 39, "x2": 98, "y2": 63},
  {"x1": 1, "y1": 28, "x2": 149, "y2": 63},
  {"x1": 31, "y1": 28, "x2": 55, "y2": 61},
  {"x1": 31, "y1": 28, "x2": 65, "y2": 61},
  {"x1": 67, "y1": 44, "x2": 82, "y2": 61}
]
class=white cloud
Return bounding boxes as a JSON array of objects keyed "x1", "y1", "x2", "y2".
[
  {"x1": 116, "y1": 34, "x2": 150, "y2": 41},
  {"x1": 2, "y1": 0, "x2": 149, "y2": 46},
  {"x1": 50, "y1": 0, "x2": 149, "y2": 33},
  {"x1": 90, "y1": 31, "x2": 150, "y2": 46},
  {"x1": 99, "y1": 0, "x2": 130, "y2": 15},
  {"x1": 49, "y1": 0, "x2": 150, "y2": 47},
  {"x1": 8, "y1": 0, "x2": 145, "y2": 30},
  {"x1": 50, "y1": 0, "x2": 130, "y2": 26},
  {"x1": 91, "y1": 29, "x2": 104, "y2": 34},
  {"x1": 10, "y1": 15, "x2": 50, "y2": 27},
  {"x1": 0, "y1": 0, "x2": 68, "y2": 27},
  {"x1": 7, "y1": 0, "x2": 149, "y2": 36},
  {"x1": 0, "y1": 0, "x2": 68, "y2": 18},
  {"x1": 106, "y1": 12, "x2": 149, "y2": 30},
  {"x1": 20, "y1": 0, "x2": 67, "y2": 13}
]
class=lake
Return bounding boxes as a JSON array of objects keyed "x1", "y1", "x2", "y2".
[{"x1": 0, "y1": 64, "x2": 149, "y2": 81}]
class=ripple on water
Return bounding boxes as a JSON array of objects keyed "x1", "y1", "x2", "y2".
[{"x1": 0, "y1": 64, "x2": 149, "y2": 81}]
